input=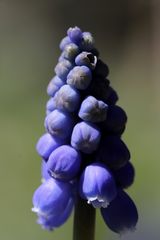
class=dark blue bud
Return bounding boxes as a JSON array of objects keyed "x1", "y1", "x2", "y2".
[
  {"x1": 67, "y1": 66, "x2": 92, "y2": 90},
  {"x1": 89, "y1": 76, "x2": 110, "y2": 102},
  {"x1": 67, "y1": 26, "x2": 82, "y2": 44},
  {"x1": 79, "y1": 163, "x2": 117, "y2": 208},
  {"x1": 101, "y1": 190, "x2": 138, "y2": 234},
  {"x1": 41, "y1": 160, "x2": 51, "y2": 181},
  {"x1": 59, "y1": 36, "x2": 72, "y2": 51},
  {"x1": 32, "y1": 178, "x2": 73, "y2": 217},
  {"x1": 97, "y1": 136, "x2": 130, "y2": 170},
  {"x1": 55, "y1": 59, "x2": 73, "y2": 81},
  {"x1": 80, "y1": 32, "x2": 95, "y2": 51},
  {"x1": 53, "y1": 85, "x2": 80, "y2": 112},
  {"x1": 71, "y1": 121, "x2": 101, "y2": 154},
  {"x1": 75, "y1": 52, "x2": 97, "y2": 70},
  {"x1": 90, "y1": 48, "x2": 99, "y2": 57},
  {"x1": 112, "y1": 162, "x2": 135, "y2": 189},
  {"x1": 59, "y1": 43, "x2": 80, "y2": 62},
  {"x1": 36, "y1": 133, "x2": 63, "y2": 160},
  {"x1": 45, "y1": 110, "x2": 74, "y2": 139},
  {"x1": 47, "y1": 76, "x2": 64, "y2": 97},
  {"x1": 94, "y1": 59, "x2": 109, "y2": 78},
  {"x1": 105, "y1": 86, "x2": 119, "y2": 105},
  {"x1": 37, "y1": 197, "x2": 74, "y2": 230},
  {"x1": 78, "y1": 96, "x2": 108, "y2": 122},
  {"x1": 103, "y1": 105, "x2": 127, "y2": 135},
  {"x1": 47, "y1": 145, "x2": 81, "y2": 181}
]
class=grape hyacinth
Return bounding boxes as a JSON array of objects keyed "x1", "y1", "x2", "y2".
[{"x1": 32, "y1": 26, "x2": 138, "y2": 238}]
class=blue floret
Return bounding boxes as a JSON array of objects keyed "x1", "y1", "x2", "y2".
[
  {"x1": 67, "y1": 66, "x2": 92, "y2": 90},
  {"x1": 71, "y1": 121, "x2": 101, "y2": 154},
  {"x1": 79, "y1": 163, "x2": 117, "y2": 208},
  {"x1": 45, "y1": 110, "x2": 74, "y2": 139},
  {"x1": 55, "y1": 59, "x2": 73, "y2": 81},
  {"x1": 47, "y1": 76, "x2": 64, "y2": 97},
  {"x1": 78, "y1": 96, "x2": 108, "y2": 122},
  {"x1": 52, "y1": 85, "x2": 81, "y2": 112},
  {"x1": 47, "y1": 145, "x2": 81, "y2": 181},
  {"x1": 75, "y1": 51, "x2": 97, "y2": 69},
  {"x1": 101, "y1": 190, "x2": 138, "y2": 233},
  {"x1": 67, "y1": 26, "x2": 83, "y2": 44}
]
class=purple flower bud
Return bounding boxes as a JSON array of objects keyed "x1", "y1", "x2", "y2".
[
  {"x1": 53, "y1": 85, "x2": 80, "y2": 112},
  {"x1": 67, "y1": 66, "x2": 92, "y2": 90},
  {"x1": 41, "y1": 160, "x2": 51, "y2": 181},
  {"x1": 47, "y1": 76, "x2": 64, "y2": 97},
  {"x1": 36, "y1": 133, "x2": 63, "y2": 160},
  {"x1": 46, "y1": 98, "x2": 55, "y2": 112},
  {"x1": 45, "y1": 110, "x2": 74, "y2": 139},
  {"x1": 97, "y1": 136, "x2": 130, "y2": 170},
  {"x1": 67, "y1": 26, "x2": 82, "y2": 44},
  {"x1": 71, "y1": 121, "x2": 101, "y2": 154},
  {"x1": 80, "y1": 32, "x2": 95, "y2": 51},
  {"x1": 94, "y1": 59, "x2": 109, "y2": 78},
  {"x1": 79, "y1": 163, "x2": 117, "y2": 208},
  {"x1": 59, "y1": 36, "x2": 72, "y2": 51},
  {"x1": 112, "y1": 162, "x2": 135, "y2": 189},
  {"x1": 75, "y1": 52, "x2": 97, "y2": 70},
  {"x1": 37, "y1": 197, "x2": 74, "y2": 230},
  {"x1": 32, "y1": 178, "x2": 73, "y2": 217},
  {"x1": 101, "y1": 190, "x2": 138, "y2": 233},
  {"x1": 47, "y1": 145, "x2": 81, "y2": 181},
  {"x1": 103, "y1": 105, "x2": 127, "y2": 135},
  {"x1": 59, "y1": 43, "x2": 80, "y2": 62},
  {"x1": 78, "y1": 96, "x2": 108, "y2": 122},
  {"x1": 55, "y1": 59, "x2": 73, "y2": 81}
]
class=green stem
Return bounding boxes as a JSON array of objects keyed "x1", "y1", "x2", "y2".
[{"x1": 73, "y1": 197, "x2": 96, "y2": 240}]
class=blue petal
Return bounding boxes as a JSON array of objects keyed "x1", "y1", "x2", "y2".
[
  {"x1": 41, "y1": 160, "x2": 51, "y2": 181},
  {"x1": 94, "y1": 59, "x2": 109, "y2": 78},
  {"x1": 32, "y1": 178, "x2": 73, "y2": 216},
  {"x1": 67, "y1": 66, "x2": 92, "y2": 90},
  {"x1": 67, "y1": 26, "x2": 82, "y2": 44},
  {"x1": 78, "y1": 96, "x2": 108, "y2": 122},
  {"x1": 79, "y1": 163, "x2": 117, "y2": 208},
  {"x1": 101, "y1": 190, "x2": 138, "y2": 234},
  {"x1": 80, "y1": 32, "x2": 95, "y2": 51},
  {"x1": 97, "y1": 136, "x2": 130, "y2": 169},
  {"x1": 55, "y1": 59, "x2": 73, "y2": 81},
  {"x1": 112, "y1": 162, "x2": 135, "y2": 189},
  {"x1": 52, "y1": 85, "x2": 80, "y2": 112},
  {"x1": 36, "y1": 133, "x2": 63, "y2": 160},
  {"x1": 47, "y1": 145, "x2": 81, "y2": 181},
  {"x1": 59, "y1": 43, "x2": 80, "y2": 62},
  {"x1": 37, "y1": 197, "x2": 74, "y2": 230},
  {"x1": 47, "y1": 76, "x2": 64, "y2": 97},
  {"x1": 45, "y1": 110, "x2": 74, "y2": 139},
  {"x1": 59, "y1": 36, "x2": 72, "y2": 51},
  {"x1": 46, "y1": 98, "x2": 56, "y2": 112},
  {"x1": 75, "y1": 52, "x2": 97, "y2": 69},
  {"x1": 71, "y1": 121, "x2": 101, "y2": 154}
]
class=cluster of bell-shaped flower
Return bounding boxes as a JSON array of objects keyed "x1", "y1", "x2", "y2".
[{"x1": 32, "y1": 26, "x2": 138, "y2": 233}]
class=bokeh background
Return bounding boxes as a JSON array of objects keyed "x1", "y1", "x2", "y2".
[{"x1": 0, "y1": 0, "x2": 159, "y2": 239}]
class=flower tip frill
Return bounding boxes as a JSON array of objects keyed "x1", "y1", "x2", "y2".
[{"x1": 32, "y1": 26, "x2": 138, "y2": 233}]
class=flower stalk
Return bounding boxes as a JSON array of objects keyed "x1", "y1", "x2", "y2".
[{"x1": 73, "y1": 197, "x2": 96, "y2": 240}]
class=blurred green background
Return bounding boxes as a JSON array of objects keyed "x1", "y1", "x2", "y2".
[{"x1": 0, "y1": 0, "x2": 159, "y2": 239}]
